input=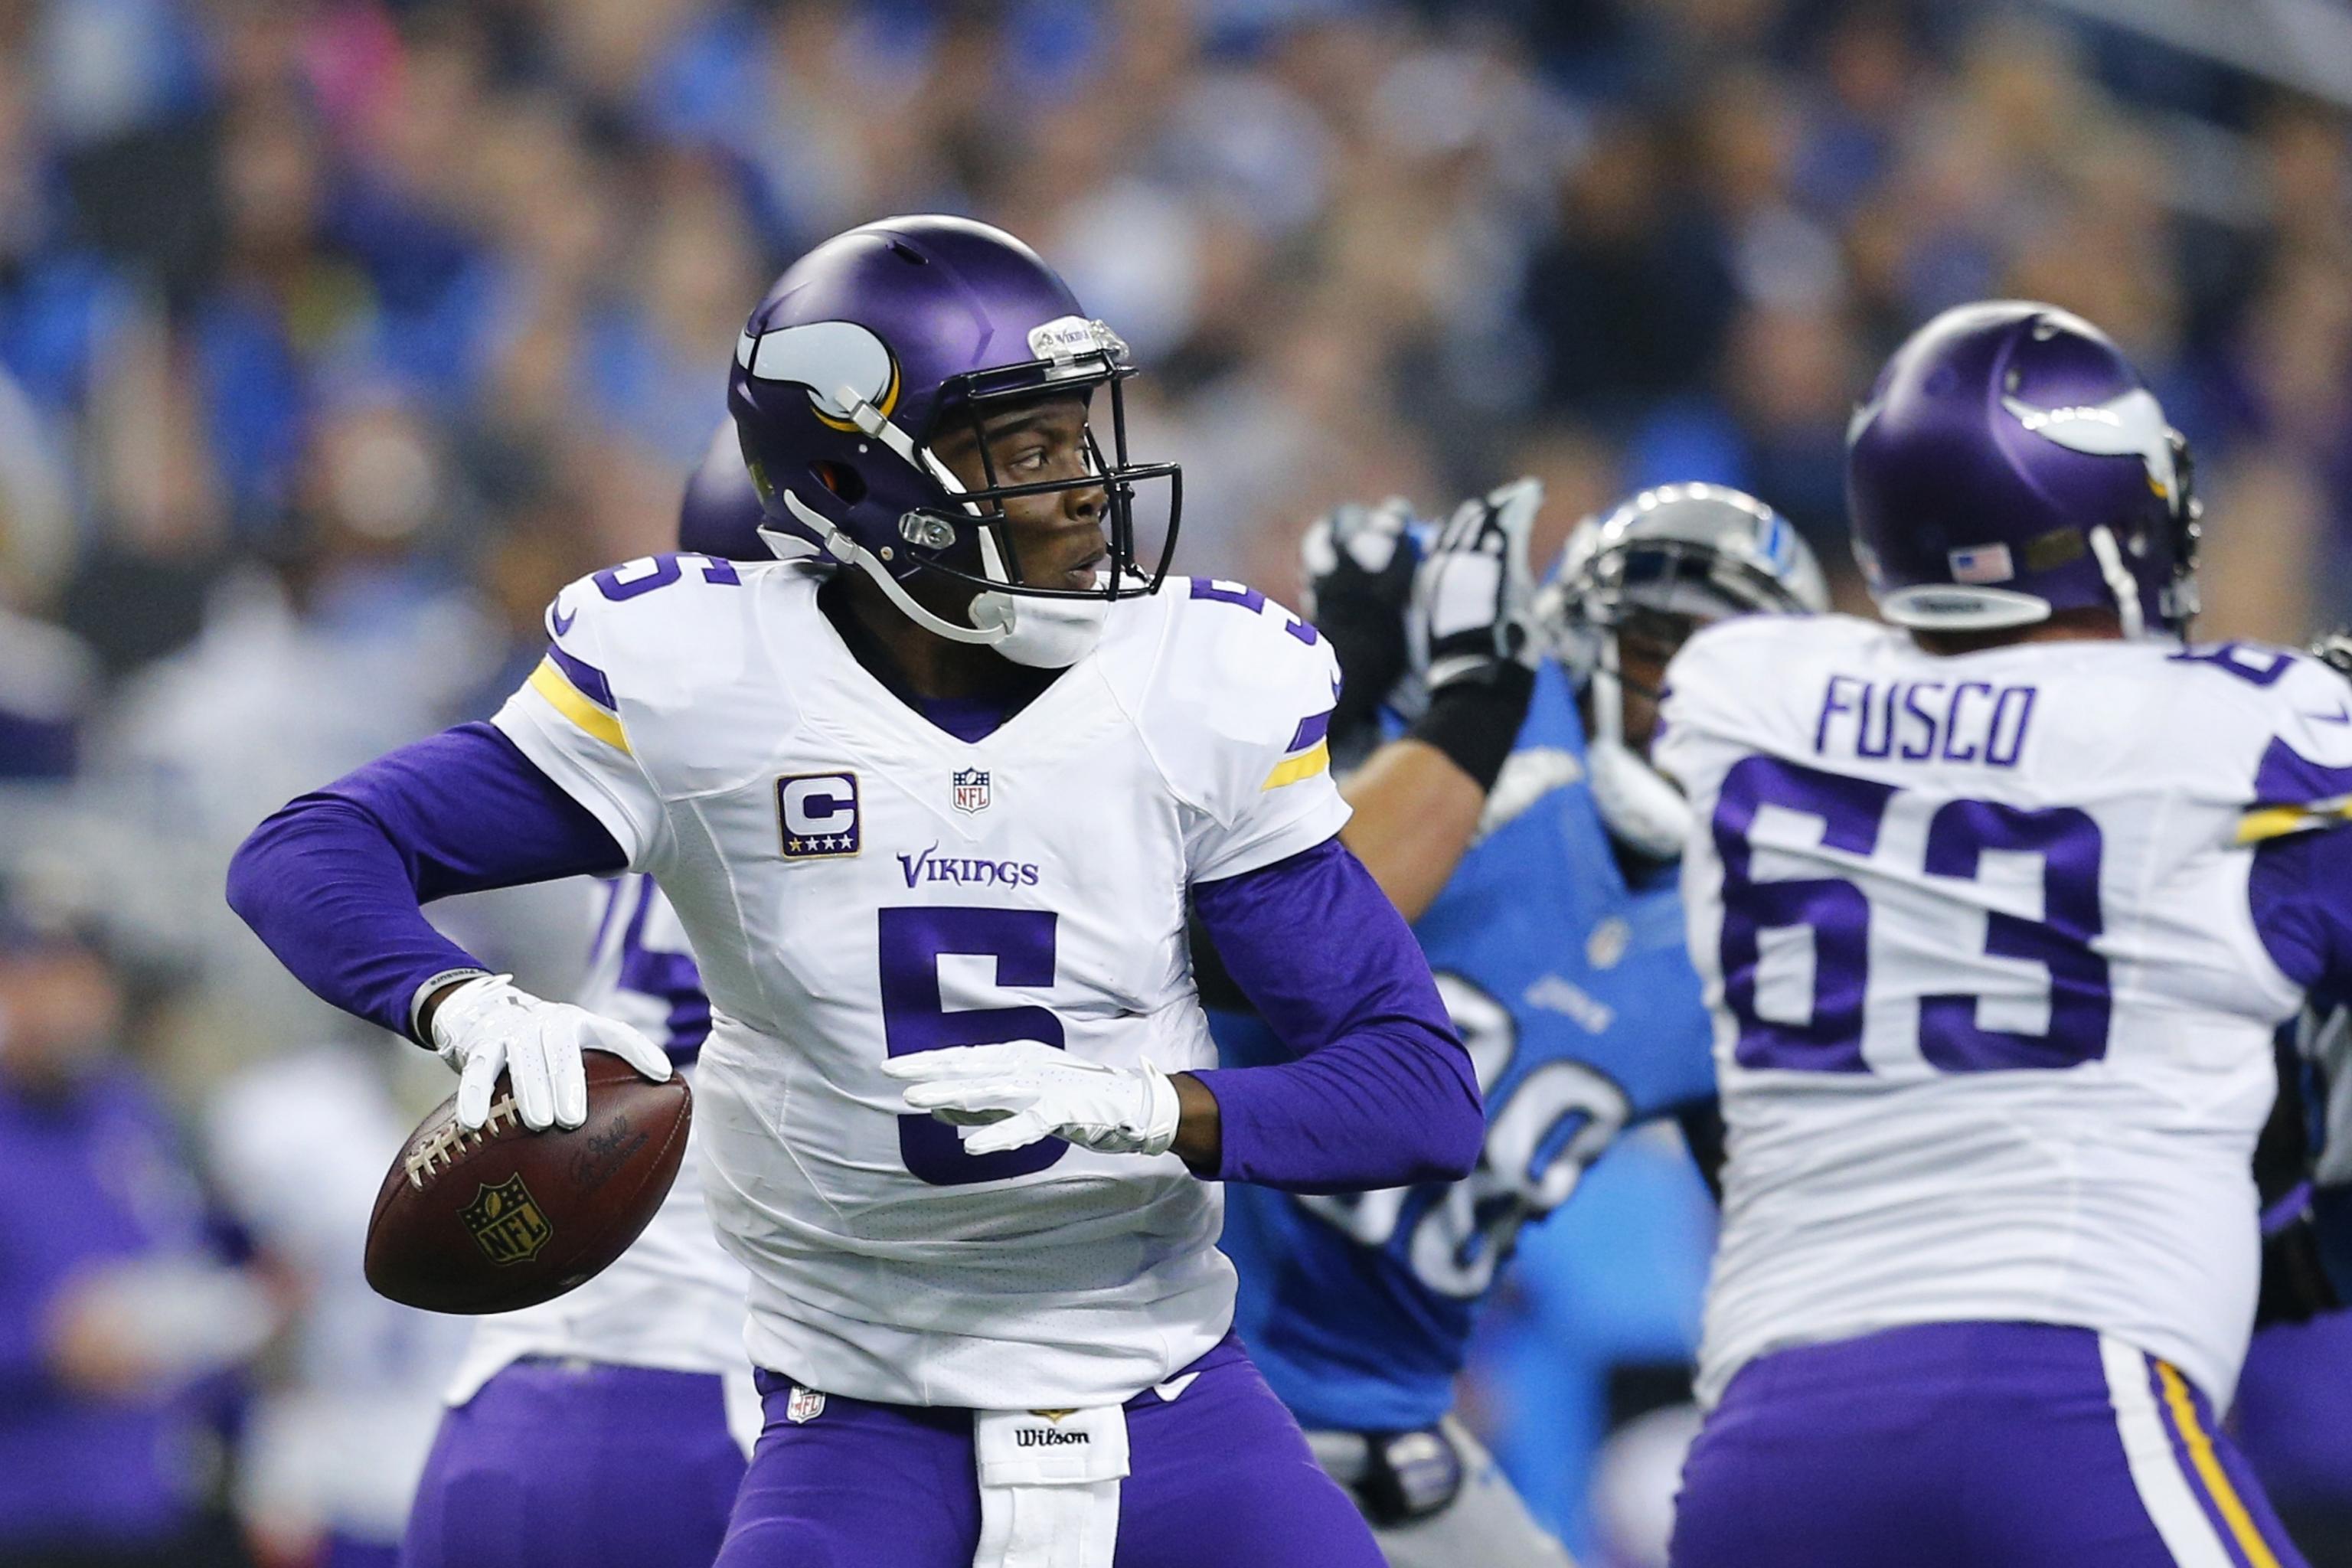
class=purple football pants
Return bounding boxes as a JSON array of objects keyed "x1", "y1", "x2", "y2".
[
  {"x1": 715, "y1": 1334, "x2": 1384, "y2": 1568},
  {"x1": 400, "y1": 1358, "x2": 746, "y2": 1568},
  {"x1": 1671, "y1": 1321, "x2": 2310, "y2": 1568}
]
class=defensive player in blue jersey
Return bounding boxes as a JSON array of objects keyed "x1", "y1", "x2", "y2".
[{"x1": 1210, "y1": 482, "x2": 1828, "y2": 1566}]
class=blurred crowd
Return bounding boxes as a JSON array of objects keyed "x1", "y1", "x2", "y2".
[{"x1": 2, "y1": 1, "x2": 2351, "y2": 1565}]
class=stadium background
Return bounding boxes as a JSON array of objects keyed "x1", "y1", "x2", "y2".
[{"x1": 2, "y1": 0, "x2": 2350, "y2": 1563}]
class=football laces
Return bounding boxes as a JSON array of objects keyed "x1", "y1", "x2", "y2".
[{"x1": 404, "y1": 1092, "x2": 526, "y2": 1190}]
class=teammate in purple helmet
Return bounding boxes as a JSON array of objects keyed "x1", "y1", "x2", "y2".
[
  {"x1": 1659, "y1": 301, "x2": 2328, "y2": 1566},
  {"x1": 395, "y1": 452, "x2": 763, "y2": 1568},
  {"x1": 676, "y1": 420, "x2": 769, "y2": 564},
  {"x1": 229, "y1": 214, "x2": 1478, "y2": 1568}
]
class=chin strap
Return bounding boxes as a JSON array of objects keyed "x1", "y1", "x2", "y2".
[
  {"x1": 2086, "y1": 524, "x2": 2147, "y2": 641},
  {"x1": 774, "y1": 487, "x2": 1109, "y2": 668},
  {"x1": 777, "y1": 488, "x2": 1006, "y2": 645},
  {"x1": 1585, "y1": 648, "x2": 1693, "y2": 861},
  {"x1": 978, "y1": 586, "x2": 1109, "y2": 668},
  {"x1": 773, "y1": 383, "x2": 1110, "y2": 668}
]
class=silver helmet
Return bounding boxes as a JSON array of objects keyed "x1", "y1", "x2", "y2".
[{"x1": 1539, "y1": 483, "x2": 1828, "y2": 858}]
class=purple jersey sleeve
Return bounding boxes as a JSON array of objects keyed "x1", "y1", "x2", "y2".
[
  {"x1": 1188, "y1": 836, "x2": 1481, "y2": 1192},
  {"x1": 2249, "y1": 825, "x2": 2352, "y2": 995},
  {"x1": 226, "y1": 723, "x2": 626, "y2": 1040}
]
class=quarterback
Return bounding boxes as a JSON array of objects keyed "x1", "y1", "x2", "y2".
[
  {"x1": 228, "y1": 216, "x2": 1478, "y2": 1568},
  {"x1": 1660, "y1": 302, "x2": 2337, "y2": 1566}
]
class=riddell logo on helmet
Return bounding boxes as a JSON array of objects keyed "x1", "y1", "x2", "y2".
[{"x1": 1027, "y1": 315, "x2": 1127, "y2": 366}]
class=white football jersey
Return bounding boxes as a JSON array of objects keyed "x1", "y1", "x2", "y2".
[
  {"x1": 443, "y1": 876, "x2": 755, "y2": 1442},
  {"x1": 492, "y1": 556, "x2": 1348, "y2": 1409},
  {"x1": 1655, "y1": 614, "x2": 2352, "y2": 1408}
]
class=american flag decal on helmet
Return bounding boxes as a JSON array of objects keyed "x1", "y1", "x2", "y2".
[{"x1": 1948, "y1": 544, "x2": 2015, "y2": 585}]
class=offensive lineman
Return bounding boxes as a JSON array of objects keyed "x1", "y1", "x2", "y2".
[
  {"x1": 1661, "y1": 301, "x2": 2330, "y2": 1566},
  {"x1": 228, "y1": 216, "x2": 1479, "y2": 1568},
  {"x1": 1217, "y1": 483, "x2": 1827, "y2": 1566}
]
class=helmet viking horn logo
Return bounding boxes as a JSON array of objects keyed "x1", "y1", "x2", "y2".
[
  {"x1": 2001, "y1": 387, "x2": 2180, "y2": 501},
  {"x1": 737, "y1": 320, "x2": 900, "y2": 432}
]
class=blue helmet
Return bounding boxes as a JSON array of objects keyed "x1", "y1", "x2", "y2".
[
  {"x1": 727, "y1": 215, "x2": 1180, "y2": 648},
  {"x1": 1846, "y1": 301, "x2": 2200, "y2": 638},
  {"x1": 1540, "y1": 482, "x2": 1830, "y2": 861}
]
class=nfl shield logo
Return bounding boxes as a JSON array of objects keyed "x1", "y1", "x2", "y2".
[
  {"x1": 459, "y1": 1174, "x2": 553, "y2": 1266},
  {"x1": 786, "y1": 1386, "x2": 826, "y2": 1424},
  {"x1": 952, "y1": 767, "x2": 991, "y2": 815}
]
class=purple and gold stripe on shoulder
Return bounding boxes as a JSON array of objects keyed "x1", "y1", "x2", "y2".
[
  {"x1": 1263, "y1": 709, "x2": 1332, "y2": 790},
  {"x1": 2237, "y1": 795, "x2": 2352, "y2": 844},
  {"x1": 526, "y1": 643, "x2": 629, "y2": 753}
]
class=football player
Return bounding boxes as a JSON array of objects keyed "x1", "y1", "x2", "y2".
[
  {"x1": 227, "y1": 215, "x2": 1479, "y2": 1568},
  {"x1": 1659, "y1": 302, "x2": 2334, "y2": 1566},
  {"x1": 1215, "y1": 482, "x2": 1828, "y2": 1566},
  {"x1": 2295, "y1": 631, "x2": 2352, "y2": 1305},
  {"x1": 398, "y1": 434, "x2": 780, "y2": 1568}
]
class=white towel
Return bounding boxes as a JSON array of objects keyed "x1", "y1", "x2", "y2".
[{"x1": 971, "y1": 1404, "x2": 1130, "y2": 1568}]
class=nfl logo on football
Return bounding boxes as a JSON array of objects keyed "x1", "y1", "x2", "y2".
[{"x1": 952, "y1": 767, "x2": 991, "y2": 815}]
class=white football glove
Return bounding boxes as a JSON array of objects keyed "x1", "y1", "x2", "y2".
[
  {"x1": 883, "y1": 1042, "x2": 1182, "y2": 1158},
  {"x1": 426, "y1": 974, "x2": 672, "y2": 1132},
  {"x1": 1410, "y1": 477, "x2": 1544, "y2": 694}
]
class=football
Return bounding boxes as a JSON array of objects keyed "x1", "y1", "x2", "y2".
[{"x1": 364, "y1": 1054, "x2": 691, "y2": 1314}]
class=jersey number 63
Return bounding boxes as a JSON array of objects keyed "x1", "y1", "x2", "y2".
[{"x1": 1714, "y1": 756, "x2": 2112, "y2": 1075}]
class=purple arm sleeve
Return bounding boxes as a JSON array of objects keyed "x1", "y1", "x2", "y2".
[
  {"x1": 1188, "y1": 837, "x2": 1481, "y2": 1193},
  {"x1": 226, "y1": 722, "x2": 626, "y2": 1040},
  {"x1": 2249, "y1": 825, "x2": 2352, "y2": 995}
]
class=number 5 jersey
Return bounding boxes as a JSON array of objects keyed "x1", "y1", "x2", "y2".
[
  {"x1": 1655, "y1": 613, "x2": 2352, "y2": 1410},
  {"x1": 490, "y1": 556, "x2": 1351, "y2": 1411}
]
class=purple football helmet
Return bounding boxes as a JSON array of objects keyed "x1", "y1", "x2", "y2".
[
  {"x1": 677, "y1": 420, "x2": 771, "y2": 561},
  {"x1": 727, "y1": 215, "x2": 1179, "y2": 649},
  {"x1": 1847, "y1": 301, "x2": 2200, "y2": 638}
]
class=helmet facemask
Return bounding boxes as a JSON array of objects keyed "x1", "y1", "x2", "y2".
[
  {"x1": 1545, "y1": 524, "x2": 1823, "y2": 862},
  {"x1": 908, "y1": 341, "x2": 1181, "y2": 609},
  {"x1": 744, "y1": 313, "x2": 1181, "y2": 666},
  {"x1": 2156, "y1": 428, "x2": 2202, "y2": 636}
]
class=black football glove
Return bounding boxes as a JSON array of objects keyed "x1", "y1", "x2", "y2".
[
  {"x1": 1400, "y1": 478, "x2": 1544, "y2": 792},
  {"x1": 2254, "y1": 1029, "x2": 2338, "y2": 1325},
  {"x1": 1301, "y1": 498, "x2": 1417, "y2": 754},
  {"x1": 1410, "y1": 478, "x2": 1543, "y2": 696}
]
